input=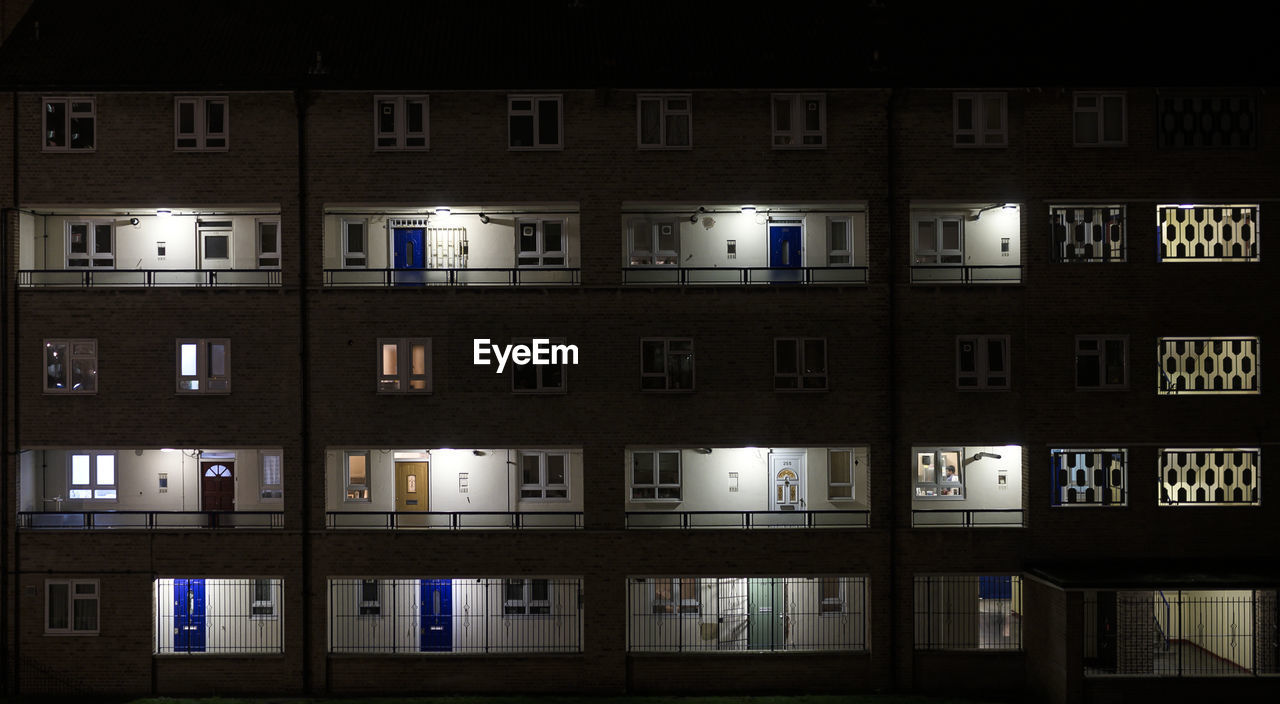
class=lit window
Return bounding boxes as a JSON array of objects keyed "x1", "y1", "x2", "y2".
[
  {"x1": 503, "y1": 579, "x2": 552, "y2": 615},
  {"x1": 628, "y1": 219, "x2": 679, "y2": 266},
  {"x1": 913, "y1": 216, "x2": 963, "y2": 264},
  {"x1": 772, "y1": 93, "x2": 825, "y2": 148},
  {"x1": 1050, "y1": 449, "x2": 1126, "y2": 506},
  {"x1": 43, "y1": 97, "x2": 95, "y2": 151},
  {"x1": 519, "y1": 451, "x2": 569, "y2": 500},
  {"x1": 956, "y1": 335, "x2": 1009, "y2": 390},
  {"x1": 1158, "y1": 336, "x2": 1259, "y2": 394},
  {"x1": 45, "y1": 579, "x2": 99, "y2": 635},
  {"x1": 256, "y1": 219, "x2": 281, "y2": 269},
  {"x1": 775, "y1": 338, "x2": 827, "y2": 391},
  {"x1": 1157, "y1": 204, "x2": 1259, "y2": 262},
  {"x1": 344, "y1": 451, "x2": 370, "y2": 502},
  {"x1": 827, "y1": 449, "x2": 856, "y2": 500},
  {"x1": 259, "y1": 451, "x2": 283, "y2": 501},
  {"x1": 820, "y1": 578, "x2": 844, "y2": 614},
  {"x1": 176, "y1": 339, "x2": 230, "y2": 393},
  {"x1": 827, "y1": 216, "x2": 854, "y2": 266},
  {"x1": 358, "y1": 579, "x2": 381, "y2": 616},
  {"x1": 1050, "y1": 206, "x2": 1125, "y2": 262},
  {"x1": 342, "y1": 219, "x2": 368, "y2": 268},
  {"x1": 174, "y1": 96, "x2": 228, "y2": 150},
  {"x1": 640, "y1": 338, "x2": 694, "y2": 391},
  {"x1": 1076, "y1": 336, "x2": 1127, "y2": 389},
  {"x1": 65, "y1": 221, "x2": 114, "y2": 268},
  {"x1": 511, "y1": 338, "x2": 570, "y2": 393},
  {"x1": 516, "y1": 219, "x2": 566, "y2": 267},
  {"x1": 1074, "y1": 92, "x2": 1126, "y2": 146},
  {"x1": 1159, "y1": 448, "x2": 1259, "y2": 506},
  {"x1": 68, "y1": 452, "x2": 117, "y2": 500},
  {"x1": 250, "y1": 579, "x2": 277, "y2": 619},
  {"x1": 508, "y1": 94, "x2": 562, "y2": 149},
  {"x1": 631, "y1": 450, "x2": 681, "y2": 501},
  {"x1": 377, "y1": 338, "x2": 431, "y2": 393},
  {"x1": 44, "y1": 339, "x2": 97, "y2": 393},
  {"x1": 637, "y1": 94, "x2": 691, "y2": 148},
  {"x1": 374, "y1": 95, "x2": 429, "y2": 150},
  {"x1": 651, "y1": 577, "x2": 700, "y2": 615},
  {"x1": 914, "y1": 575, "x2": 1022, "y2": 650},
  {"x1": 954, "y1": 92, "x2": 1007, "y2": 147},
  {"x1": 914, "y1": 448, "x2": 964, "y2": 499}
]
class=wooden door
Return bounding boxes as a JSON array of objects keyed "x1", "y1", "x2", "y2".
[
  {"x1": 200, "y1": 461, "x2": 234, "y2": 511},
  {"x1": 396, "y1": 462, "x2": 429, "y2": 512}
]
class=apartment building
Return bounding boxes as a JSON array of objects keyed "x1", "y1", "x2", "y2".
[{"x1": 1, "y1": 2, "x2": 1277, "y2": 703}]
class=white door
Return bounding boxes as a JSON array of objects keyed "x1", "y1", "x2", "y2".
[
  {"x1": 769, "y1": 452, "x2": 805, "y2": 511},
  {"x1": 199, "y1": 223, "x2": 233, "y2": 269}
]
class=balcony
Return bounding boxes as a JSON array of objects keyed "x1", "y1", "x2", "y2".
[
  {"x1": 910, "y1": 203, "x2": 1022, "y2": 284},
  {"x1": 911, "y1": 445, "x2": 1023, "y2": 527}
]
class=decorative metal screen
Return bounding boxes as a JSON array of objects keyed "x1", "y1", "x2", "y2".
[
  {"x1": 1159, "y1": 449, "x2": 1260, "y2": 505},
  {"x1": 1051, "y1": 206, "x2": 1125, "y2": 262},
  {"x1": 1157, "y1": 94, "x2": 1257, "y2": 148},
  {"x1": 914, "y1": 575, "x2": 1023, "y2": 650},
  {"x1": 154, "y1": 578, "x2": 283, "y2": 654},
  {"x1": 1051, "y1": 450, "x2": 1126, "y2": 506},
  {"x1": 1157, "y1": 205, "x2": 1259, "y2": 261},
  {"x1": 1158, "y1": 337, "x2": 1259, "y2": 394}
]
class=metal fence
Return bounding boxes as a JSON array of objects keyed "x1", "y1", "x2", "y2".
[
  {"x1": 913, "y1": 575, "x2": 1023, "y2": 650},
  {"x1": 19, "y1": 269, "x2": 282, "y2": 287},
  {"x1": 324, "y1": 267, "x2": 580, "y2": 287},
  {"x1": 627, "y1": 576, "x2": 868, "y2": 652},
  {"x1": 328, "y1": 578, "x2": 583, "y2": 654},
  {"x1": 1084, "y1": 589, "x2": 1279, "y2": 676},
  {"x1": 154, "y1": 578, "x2": 284, "y2": 654},
  {"x1": 625, "y1": 509, "x2": 870, "y2": 529}
]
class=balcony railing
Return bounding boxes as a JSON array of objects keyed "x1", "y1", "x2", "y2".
[
  {"x1": 622, "y1": 266, "x2": 868, "y2": 285},
  {"x1": 326, "y1": 510, "x2": 584, "y2": 529},
  {"x1": 18, "y1": 269, "x2": 282, "y2": 287},
  {"x1": 911, "y1": 508, "x2": 1023, "y2": 527},
  {"x1": 625, "y1": 509, "x2": 870, "y2": 529},
  {"x1": 909, "y1": 264, "x2": 1022, "y2": 284},
  {"x1": 18, "y1": 510, "x2": 284, "y2": 529},
  {"x1": 324, "y1": 268, "x2": 580, "y2": 287}
]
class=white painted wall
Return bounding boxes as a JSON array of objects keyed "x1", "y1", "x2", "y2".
[
  {"x1": 909, "y1": 204, "x2": 1021, "y2": 273},
  {"x1": 621, "y1": 208, "x2": 868, "y2": 269},
  {"x1": 154, "y1": 578, "x2": 283, "y2": 654},
  {"x1": 26, "y1": 214, "x2": 277, "y2": 270},
  {"x1": 18, "y1": 450, "x2": 37, "y2": 511},
  {"x1": 910, "y1": 445, "x2": 1022, "y2": 513}
]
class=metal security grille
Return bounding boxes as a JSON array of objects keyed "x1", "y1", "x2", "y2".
[
  {"x1": 1051, "y1": 449, "x2": 1126, "y2": 506},
  {"x1": 1050, "y1": 206, "x2": 1125, "y2": 262},
  {"x1": 1158, "y1": 337, "x2": 1259, "y2": 394},
  {"x1": 1157, "y1": 95, "x2": 1258, "y2": 148},
  {"x1": 1084, "y1": 590, "x2": 1279, "y2": 676},
  {"x1": 1157, "y1": 205, "x2": 1259, "y2": 261},
  {"x1": 327, "y1": 578, "x2": 582, "y2": 653},
  {"x1": 154, "y1": 578, "x2": 283, "y2": 654},
  {"x1": 626, "y1": 576, "x2": 867, "y2": 652},
  {"x1": 1158, "y1": 448, "x2": 1260, "y2": 505},
  {"x1": 913, "y1": 575, "x2": 1023, "y2": 650}
]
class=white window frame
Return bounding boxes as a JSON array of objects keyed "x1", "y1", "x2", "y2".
[
  {"x1": 913, "y1": 216, "x2": 964, "y2": 265},
  {"x1": 914, "y1": 448, "x2": 965, "y2": 499},
  {"x1": 1073, "y1": 92, "x2": 1126, "y2": 147},
  {"x1": 176, "y1": 338, "x2": 231, "y2": 394},
  {"x1": 64, "y1": 220, "x2": 114, "y2": 269},
  {"x1": 518, "y1": 451, "x2": 570, "y2": 501},
  {"x1": 174, "y1": 96, "x2": 229, "y2": 151},
  {"x1": 827, "y1": 449, "x2": 856, "y2": 501},
  {"x1": 515, "y1": 219, "x2": 567, "y2": 267},
  {"x1": 255, "y1": 218, "x2": 281, "y2": 269},
  {"x1": 827, "y1": 216, "x2": 854, "y2": 266},
  {"x1": 772, "y1": 93, "x2": 826, "y2": 148},
  {"x1": 45, "y1": 579, "x2": 99, "y2": 635},
  {"x1": 503, "y1": 578, "x2": 552, "y2": 616},
  {"x1": 43, "y1": 338, "x2": 98, "y2": 394},
  {"x1": 250, "y1": 578, "x2": 278, "y2": 619},
  {"x1": 774, "y1": 337, "x2": 828, "y2": 391},
  {"x1": 342, "y1": 219, "x2": 368, "y2": 268},
  {"x1": 373, "y1": 94, "x2": 429, "y2": 150},
  {"x1": 508, "y1": 94, "x2": 563, "y2": 150},
  {"x1": 510, "y1": 337, "x2": 569, "y2": 394},
  {"x1": 630, "y1": 449, "x2": 682, "y2": 501},
  {"x1": 651, "y1": 577, "x2": 701, "y2": 615},
  {"x1": 344, "y1": 451, "x2": 370, "y2": 502},
  {"x1": 259, "y1": 451, "x2": 283, "y2": 502},
  {"x1": 1075, "y1": 335, "x2": 1128, "y2": 389},
  {"x1": 640, "y1": 338, "x2": 694, "y2": 391},
  {"x1": 42, "y1": 96, "x2": 95, "y2": 151},
  {"x1": 637, "y1": 93, "x2": 691, "y2": 149},
  {"x1": 376, "y1": 338, "x2": 432, "y2": 393},
  {"x1": 68, "y1": 451, "x2": 117, "y2": 501},
  {"x1": 956, "y1": 335, "x2": 1010, "y2": 390},
  {"x1": 627, "y1": 218, "x2": 680, "y2": 266},
  {"x1": 358, "y1": 579, "x2": 382, "y2": 616},
  {"x1": 954, "y1": 92, "x2": 1007, "y2": 147}
]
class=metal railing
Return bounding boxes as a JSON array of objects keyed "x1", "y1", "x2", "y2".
[
  {"x1": 622, "y1": 265, "x2": 867, "y2": 285},
  {"x1": 625, "y1": 509, "x2": 869, "y2": 529},
  {"x1": 155, "y1": 578, "x2": 284, "y2": 654},
  {"x1": 911, "y1": 508, "x2": 1023, "y2": 527},
  {"x1": 326, "y1": 510, "x2": 583, "y2": 530},
  {"x1": 914, "y1": 575, "x2": 1023, "y2": 650},
  {"x1": 328, "y1": 577, "x2": 583, "y2": 654},
  {"x1": 324, "y1": 267, "x2": 580, "y2": 287},
  {"x1": 18, "y1": 510, "x2": 284, "y2": 529},
  {"x1": 909, "y1": 264, "x2": 1022, "y2": 283},
  {"x1": 18, "y1": 269, "x2": 282, "y2": 287}
]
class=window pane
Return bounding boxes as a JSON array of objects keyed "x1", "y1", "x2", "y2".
[
  {"x1": 1077, "y1": 355, "x2": 1099, "y2": 387},
  {"x1": 96, "y1": 454, "x2": 114, "y2": 485},
  {"x1": 348, "y1": 455, "x2": 367, "y2": 484},
  {"x1": 941, "y1": 221, "x2": 961, "y2": 250},
  {"x1": 259, "y1": 223, "x2": 278, "y2": 253},
  {"x1": 46, "y1": 101, "x2": 67, "y2": 146},
  {"x1": 69, "y1": 224, "x2": 88, "y2": 254},
  {"x1": 262, "y1": 454, "x2": 281, "y2": 485},
  {"x1": 547, "y1": 455, "x2": 566, "y2": 485},
  {"x1": 531, "y1": 579, "x2": 549, "y2": 601},
  {"x1": 956, "y1": 98, "x2": 973, "y2": 130},
  {"x1": 641, "y1": 340, "x2": 664, "y2": 374},
  {"x1": 987, "y1": 339, "x2": 1006, "y2": 372},
  {"x1": 505, "y1": 579, "x2": 524, "y2": 602},
  {"x1": 180, "y1": 343, "x2": 198, "y2": 376},
  {"x1": 381, "y1": 343, "x2": 399, "y2": 375},
  {"x1": 71, "y1": 454, "x2": 90, "y2": 485},
  {"x1": 543, "y1": 222, "x2": 563, "y2": 252},
  {"x1": 830, "y1": 451, "x2": 851, "y2": 483},
  {"x1": 361, "y1": 580, "x2": 378, "y2": 602},
  {"x1": 830, "y1": 220, "x2": 848, "y2": 250},
  {"x1": 206, "y1": 101, "x2": 225, "y2": 134},
  {"x1": 633, "y1": 453, "x2": 654, "y2": 486},
  {"x1": 208, "y1": 343, "x2": 226, "y2": 377},
  {"x1": 47, "y1": 342, "x2": 67, "y2": 389},
  {"x1": 521, "y1": 455, "x2": 541, "y2": 486},
  {"x1": 656, "y1": 225, "x2": 676, "y2": 252},
  {"x1": 958, "y1": 340, "x2": 976, "y2": 373},
  {"x1": 983, "y1": 96, "x2": 1003, "y2": 130},
  {"x1": 1103, "y1": 96, "x2": 1124, "y2": 141},
  {"x1": 47, "y1": 583, "x2": 69, "y2": 629},
  {"x1": 94, "y1": 224, "x2": 112, "y2": 254},
  {"x1": 916, "y1": 221, "x2": 936, "y2": 252},
  {"x1": 776, "y1": 340, "x2": 798, "y2": 374},
  {"x1": 510, "y1": 115, "x2": 534, "y2": 146},
  {"x1": 347, "y1": 224, "x2": 365, "y2": 252},
  {"x1": 538, "y1": 99, "x2": 559, "y2": 145},
  {"x1": 773, "y1": 97, "x2": 791, "y2": 132},
  {"x1": 803, "y1": 340, "x2": 826, "y2": 374},
  {"x1": 70, "y1": 115, "x2": 93, "y2": 149},
  {"x1": 406, "y1": 101, "x2": 425, "y2": 134},
  {"x1": 666, "y1": 114, "x2": 689, "y2": 146},
  {"x1": 73, "y1": 596, "x2": 98, "y2": 631},
  {"x1": 377, "y1": 99, "x2": 396, "y2": 135},
  {"x1": 205, "y1": 235, "x2": 229, "y2": 259},
  {"x1": 804, "y1": 98, "x2": 822, "y2": 131},
  {"x1": 410, "y1": 344, "x2": 427, "y2": 376},
  {"x1": 1076, "y1": 111, "x2": 1098, "y2": 144},
  {"x1": 657, "y1": 452, "x2": 679, "y2": 485},
  {"x1": 640, "y1": 99, "x2": 660, "y2": 144}
]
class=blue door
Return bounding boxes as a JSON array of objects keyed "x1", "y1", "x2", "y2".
[
  {"x1": 420, "y1": 579, "x2": 452, "y2": 651},
  {"x1": 979, "y1": 575, "x2": 1012, "y2": 600},
  {"x1": 174, "y1": 578, "x2": 206, "y2": 653},
  {"x1": 393, "y1": 228, "x2": 426, "y2": 285},
  {"x1": 768, "y1": 224, "x2": 802, "y2": 268}
]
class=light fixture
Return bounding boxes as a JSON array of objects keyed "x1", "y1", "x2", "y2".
[
  {"x1": 472, "y1": 450, "x2": 486, "y2": 457},
  {"x1": 689, "y1": 206, "x2": 705, "y2": 223},
  {"x1": 741, "y1": 205, "x2": 756, "y2": 215},
  {"x1": 435, "y1": 207, "x2": 451, "y2": 216},
  {"x1": 129, "y1": 217, "x2": 140, "y2": 226},
  {"x1": 161, "y1": 448, "x2": 175, "y2": 453},
  {"x1": 156, "y1": 209, "x2": 172, "y2": 217},
  {"x1": 1178, "y1": 204, "x2": 1196, "y2": 209},
  {"x1": 478, "y1": 213, "x2": 490, "y2": 224},
  {"x1": 972, "y1": 451, "x2": 1003, "y2": 460},
  {"x1": 1002, "y1": 203, "x2": 1018, "y2": 210},
  {"x1": 695, "y1": 448, "x2": 713, "y2": 455}
]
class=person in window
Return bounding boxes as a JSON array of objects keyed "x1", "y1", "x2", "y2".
[{"x1": 943, "y1": 466, "x2": 960, "y2": 482}]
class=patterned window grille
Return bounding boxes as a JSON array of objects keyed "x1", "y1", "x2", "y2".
[
  {"x1": 1051, "y1": 206, "x2": 1125, "y2": 262},
  {"x1": 1156, "y1": 205, "x2": 1259, "y2": 261},
  {"x1": 1158, "y1": 337, "x2": 1259, "y2": 394},
  {"x1": 1157, "y1": 94, "x2": 1257, "y2": 148},
  {"x1": 626, "y1": 576, "x2": 867, "y2": 652},
  {"x1": 154, "y1": 578, "x2": 283, "y2": 654},
  {"x1": 1159, "y1": 448, "x2": 1260, "y2": 506},
  {"x1": 914, "y1": 575, "x2": 1023, "y2": 650},
  {"x1": 1051, "y1": 449, "x2": 1126, "y2": 506},
  {"x1": 327, "y1": 578, "x2": 582, "y2": 653}
]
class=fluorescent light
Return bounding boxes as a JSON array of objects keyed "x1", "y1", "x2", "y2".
[
  {"x1": 741, "y1": 205, "x2": 756, "y2": 215},
  {"x1": 435, "y1": 207, "x2": 451, "y2": 216},
  {"x1": 156, "y1": 209, "x2": 172, "y2": 217}
]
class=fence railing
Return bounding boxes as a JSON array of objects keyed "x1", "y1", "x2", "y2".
[
  {"x1": 324, "y1": 267, "x2": 580, "y2": 287},
  {"x1": 18, "y1": 269, "x2": 282, "y2": 287},
  {"x1": 622, "y1": 266, "x2": 868, "y2": 285},
  {"x1": 911, "y1": 508, "x2": 1023, "y2": 527},
  {"x1": 19, "y1": 510, "x2": 284, "y2": 530},
  {"x1": 625, "y1": 509, "x2": 869, "y2": 529},
  {"x1": 914, "y1": 575, "x2": 1023, "y2": 650},
  {"x1": 326, "y1": 510, "x2": 583, "y2": 530},
  {"x1": 909, "y1": 264, "x2": 1022, "y2": 284},
  {"x1": 155, "y1": 578, "x2": 284, "y2": 654}
]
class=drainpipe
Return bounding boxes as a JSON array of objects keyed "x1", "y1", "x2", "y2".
[
  {"x1": 885, "y1": 85, "x2": 900, "y2": 690},
  {"x1": 294, "y1": 86, "x2": 312, "y2": 695}
]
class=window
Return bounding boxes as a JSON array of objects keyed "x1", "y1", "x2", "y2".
[
  {"x1": 374, "y1": 95, "x2": 428, "y2": 150},
  {"x1": 358, "y1": 579, "x2": 381, "y2": 616},
  {"x1": 377, "y1": 338, "x2": 431, "y2": 393},
  {"x1": 628, "y1": 219, "x2": 679, "y2": 266},
  {"x1": 511, "y1": 337, "x2": 568, "y2": 393},
  {"x1": 516, "y1": 219, "x2": 566, "y2": 267},
  {"x1": 250, "y1": 579, "x2": 277, "y2": 618},
  {"x1": 914, "y1": 575, "x2": 1022, "y2": 650},
  {"x1": 519, "y1": 452, "x2": 569, "y2": 500},
  {"x1": 1050, "y1": 206, "x2": 1125, "y2": 262},
  {"x1": 504, "y1": 579, "x2": 551, "y2": 615},
  {"x1": 45, "y1": 579, "x2": 99, "y2": 635},
  {"x1": 174, "y1": 96, "x2": 228, "y2": 150},
  {"x1": 827, "y1": 449, "x2": 856, "y2": 500},
  {"x1": 640, "y1": 338, "x2": 693, "y2": 391},
  {"x1": 256, "y1": 219, "x2": 281, "y2": 269},
  {"x1": 43, "y1": 97, "x2": 95, "y2": 150},
  {"x1": 68, "y1": 452, "x2": 117, "y2": 501},
  {"x1": 913, "y1": 216, "x2": 963, "y2": 264},
  {"x1": 44, "y1": 339, "x2": 97, "y2": 393},
  {"x1": 1051, "y1": 449, "x2": 1126, "y2": 506},
  {"x1": 651, "y1": 577, "x2": 700, "y2": 615},
  {"x1": 772, "y1": 93, "x2": 825, "y2": 148},
  {"x1": 631, "y1": 450, "x2": 681, "y2": 501},
  {"x1": 508, "y1": 94, "x2": 562, "y2": 149},
  {"x1": 1159, "y1": 448, "x2": 1259, "y2": 505},
  {"x1": 65, "y1": 220, "x2": 114, "y2": 268},
  {"x1": 954, "y1": 92, "x2": 1007, "y2": 147},
  {"x1": 1158, "y1": 336, "x2": 1259, "y2": 394},
  {"x1": 344, "y1": 451, "x2": 370, "y2": 501},
  {"x1": 637, "y1": 94, "x2": 690, "y2": 148},
  {"x1": 820, "y1": 578, "x2": 844, "y2": 614},
  {"x1": 1158, "y1": 93, "x2": 1257, "y2": 148},
  {"x1": 259, "y1": 451, "x2": 283, "y2": 501},
  {"x1": 1076, "y1": 336, "x2": 1127, "y2": 389},
  {"x1": 1074, "y1": 92, "x2": 1126, "y2": 146},
  {"x1": 775, "y1": 338, "x2": 827, "y2": 391},
  {"x1": 176, "y1": 339, "x2": 230, "y2": 393},
  {"x1": 957, "y1": 335, "x2": 1009, "y2": 390},
  {"x1": 1157, "y1": 204, "x2": 1259, "y2": 262},
  {"x1": 914, "y1": 449, "x2": 963, "y2": 498},
  {"x1": 342, "y1": 219, "x2": 368, "y2": 268},
  {"x1": 827, "y1": 217, "x2": 853, "y2": 266}
]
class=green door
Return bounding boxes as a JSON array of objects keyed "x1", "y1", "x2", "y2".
[{"x1": 747, "y1": 578, "x2": 786, "y2": 650}]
